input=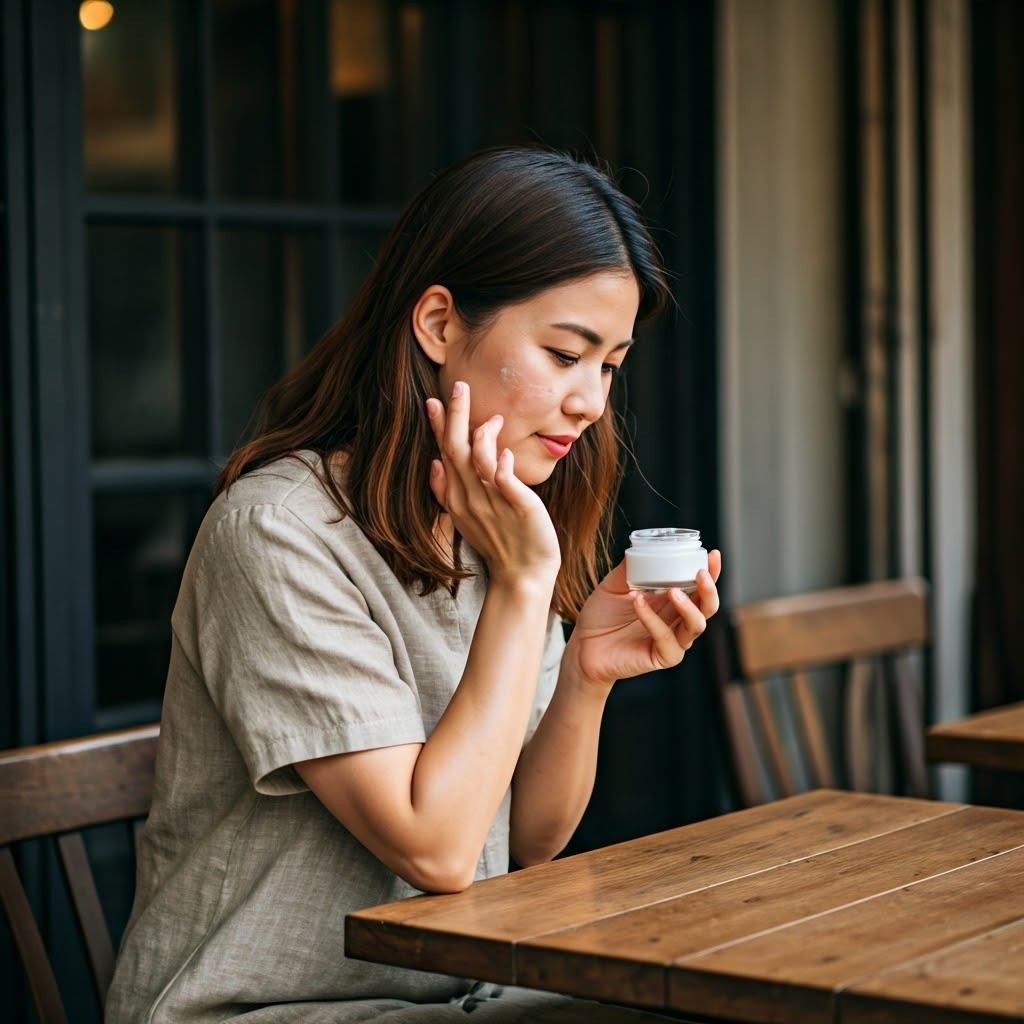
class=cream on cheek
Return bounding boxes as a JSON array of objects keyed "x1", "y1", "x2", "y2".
[
  {"x1": 496, "y1": 357, "x2": 558, "y2": 403},
  {"x1": 487, "y1": 357, "x2": 560, "y2": 456}
]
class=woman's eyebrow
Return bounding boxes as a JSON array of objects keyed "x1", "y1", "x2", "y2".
[{"x1": 549, "y1": 322, "x2": 635, "y2": 349}]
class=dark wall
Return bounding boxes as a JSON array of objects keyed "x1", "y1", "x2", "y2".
[{"x1": 972, "y1": 0, "x2": 1024, "y2": 809}]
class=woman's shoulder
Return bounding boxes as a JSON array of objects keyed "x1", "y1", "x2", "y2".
[
  {"x1": 217, "y1": 450, "x2": 345, "y2": 515},
  {"x1": 196, "y1": 451, "x2": 358, "y2": 555}
]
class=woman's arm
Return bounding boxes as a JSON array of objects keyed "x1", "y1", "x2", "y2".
[
  {"x1": 296, "y1": 572, "x2": 552, "y2": 894},
  {"x1": 509, "y1": 555, "x2": 722, "y2": 866},
  {"x1": 297, "y1": 382, "x2": 561, "y2": 893}
]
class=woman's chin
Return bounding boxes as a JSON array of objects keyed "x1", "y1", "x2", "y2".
[{"x1": 515, "y1": 462, "x2": 558, "y2": 488}]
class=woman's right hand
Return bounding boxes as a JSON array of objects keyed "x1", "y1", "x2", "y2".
[{"x1": 426, "y1": 381, "x2": 560, "y2": 589}]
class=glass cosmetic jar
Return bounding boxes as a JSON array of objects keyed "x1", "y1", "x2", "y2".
[{"x1": 625, "y1": 528, "x2": 708, "y2": 594}]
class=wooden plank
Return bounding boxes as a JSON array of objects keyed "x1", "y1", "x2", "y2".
[
  {"x1": 514, "y1": 805, "x2": 1022, "y2": 1008},
  {"x1": 841, "y1": 918, "x2": 1024, "y2": 1024},
  {"x1": 889, "y1": 656, "x2": 929, "y2": 796},
  {"x1": 346, "y1": 790, "x2": 960, "y2": 982},
  {"x1": 720, "y1": 681, "x2": 766, "y2": 807},
  {"x1": 0, "y1": 725, "x2": 159, "y2": 843},
  {"x1": 734, "y1": 579, "x2": 928, "y2": 675},
  {"x1": 57, "y1": 832, "x2": 116, "y2": 1004},
  {"x1": 665, "y1": 843, "x2": 1024, "y2": 1024},
  {"x1": 792, "y1": 668, "x2": 834, "y2": 788},
  {"x1": 846, "y1": 658, "x2": 874, "y2": 789},
  {"x1": 0, "y1": 848, "x2": 69, "y2": 1024},
  {"x1": 926, "y1": 702, "x2": 1024, "y2": 772},
  {"x1": 749, "y1": 678, "x2": 798, "y2": 795}
]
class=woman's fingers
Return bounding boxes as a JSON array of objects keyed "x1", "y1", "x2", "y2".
[
  {"x1": 471, "y1": 414, "x2": 502, "y2": 482},
  {"x1": 441, "y1": 380, "x2": 472, "y2": 465},
  {"x1": 631, "y1": 582, "x2": 713, "y2": 669},
  {"x1": 425, "y1": 396, "x2": 446, "y2": 450},
  {"x1": 707, "y1": 549, "x2": 723, "y2": 584},
  {"x1": 691, "y1": 565, "x2": 721, "y2": 619},
  {"x1": 631, "y1": 591, "x2": 690, "y2": 668},
  {"x1": 428, "y1": 458, "x2": 447, "y2": 509}
]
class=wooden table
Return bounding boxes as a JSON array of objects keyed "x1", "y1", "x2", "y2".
[
  {"x1": 347, "y1": 789, "x2": 1024, "y2": 1024},
  {"x1": 926, "y1": 700, "x2": 1024, "y2": 772}
]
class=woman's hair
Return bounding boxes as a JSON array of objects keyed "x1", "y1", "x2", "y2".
[{"x1": 216, "y1": 145, "x2": 670, "y2": 621}]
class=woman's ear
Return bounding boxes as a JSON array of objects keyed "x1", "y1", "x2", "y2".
[{"x1": 411, "y1": 285, "x2": 458, "y2": 366}]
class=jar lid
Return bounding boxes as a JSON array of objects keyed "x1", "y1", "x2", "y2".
[{"x1": 629, "y1": 528, "x2": 701, "y2": 544}]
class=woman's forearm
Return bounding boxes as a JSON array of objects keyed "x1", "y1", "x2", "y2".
[
  {"x1": 508, "y1": 636, "x2": 613, "y2": 866},
  {"x1": 298, "y1": 574, "x2": 554, "y2": 892}
]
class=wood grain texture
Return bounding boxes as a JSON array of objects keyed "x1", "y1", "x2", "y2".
[
  {"x1": 841, "y1": 918, "x2": 1024, "y2": 1023},
  {"x1": 0, "y1": 848, "x2": 69, "y2": 1024},
  {"x1": 666, "y1": 846, "x2": 1024, "y2": 1024},
  {"x1": 0, "y1": 724, "x2": 160, "y2": 1022},
  {"x1": 347, "y1": 788, "x2": 955, "y2": 968},
  {"x1": 346, "y1": 791, "x2": 1024, "y2": 1024},
  {"x1": 714, "y1": 577, "x2": 932, "y2": 807},
  {"x1": 516, "y1": 805, "x2": 1022, "y2": 1007},
  {"x1": 0, "y1": 724, "x2": 159, "y2": 843},
  {"x1": 732, "y1": 578, "x2": 928, "y2": 675},
  {"x1": 926, "y1": 701, "x2": 1024, "y2": 772}
]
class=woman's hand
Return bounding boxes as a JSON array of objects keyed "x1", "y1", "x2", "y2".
[
  {"x1": 565, "y1": 551, "x2": 722, "y2": 688},
  {"x1": 426, "y1": 381, "x2": 560, "y2": 588}
]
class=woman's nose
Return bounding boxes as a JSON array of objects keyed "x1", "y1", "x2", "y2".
[{"x1": 562, "y1": 369, "x2": 608, "y2": 421}]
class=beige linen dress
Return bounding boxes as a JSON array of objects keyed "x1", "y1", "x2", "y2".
[{"x1": 105, "y1": 454, "x2": 680, "y2": 1024}]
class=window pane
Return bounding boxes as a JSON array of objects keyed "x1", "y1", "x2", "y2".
[
  {"x1": 330, "y1": 0, "x2": 445, "y2": 203},
  {"x1": 337, "y1": 227, "x2": 388, "y2": 314},
  {"x1": 217, "y1": 230, "x2": 329, "y2": 453},
  {"x1": 81, "y1": 0, "x2": 180, "y2": 194},
  {"x1": 212, "y1": 0, "x2": 321, "y2": 201},
  {"x1": 88, "y1": 225, "x2": 205, "y2": 459},
  {"x1": 93, "y1": 491, "x2": 204, "y2": 711}
]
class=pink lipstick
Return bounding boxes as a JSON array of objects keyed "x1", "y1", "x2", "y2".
[{"x1": 536, "y1": 434, "x2": 575, "y2": 458}]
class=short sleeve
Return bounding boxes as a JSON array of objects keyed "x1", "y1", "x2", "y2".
[{"x1": 188, "y1": 503, "x2": 426, "y2": 795}]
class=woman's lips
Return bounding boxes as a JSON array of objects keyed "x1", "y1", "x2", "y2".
[{"x1": 536, "y1": 434, "x2": 576, "y2": 458}]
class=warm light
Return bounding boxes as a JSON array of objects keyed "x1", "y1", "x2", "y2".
[
  {"x1": 79, "y1": 1, "x2": 114, "y2": 31},
  {"x1": 330, "y1": 0, "x2": 389, "y2": 96}
]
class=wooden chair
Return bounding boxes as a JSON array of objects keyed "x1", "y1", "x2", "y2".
[
  {"x1": 0, "y1": 724, "x2": 159, "y2": 1024},
  {"x1": 710, "y1": 578, "x2": 931, "y2": 808}
]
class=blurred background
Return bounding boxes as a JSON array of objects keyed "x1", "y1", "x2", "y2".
[{"x1": 1, "y1": 0, "x2": 1022, "y2": 1014}]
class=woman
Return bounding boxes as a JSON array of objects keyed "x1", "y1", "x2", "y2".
[{"x1": 106, "y1": 146, "x2": 722, "y2": 1023}]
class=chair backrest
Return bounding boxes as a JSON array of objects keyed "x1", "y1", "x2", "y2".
[
  {"x1": 711, "y1": 578, "x2": 930, "y2": 808},
  {"x1": 0, "y1": 724, "x2": 159, "y2": 1024}
]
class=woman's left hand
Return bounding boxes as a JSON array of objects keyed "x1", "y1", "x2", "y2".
[{"x1": 566, "y1": 551, "x2": 722, "y2": 688}]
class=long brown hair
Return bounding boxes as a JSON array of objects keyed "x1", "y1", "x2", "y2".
[{"x1": 216, "y1": 146, "x2": 670, "y2": 620}]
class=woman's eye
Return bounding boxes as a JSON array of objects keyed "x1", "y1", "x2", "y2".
[
  {"x1": 602, "y1": 363, "x2": 624, "y2": 377},
  {"x1": 547, "y1": 350, "x2": 579, "y2": 367}
]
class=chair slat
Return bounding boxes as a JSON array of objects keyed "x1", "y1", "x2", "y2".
[
  {"x1": 713, "y1": 577, "x2": 931, "y2": 809},
  {"x1": 0, "y1": 848, "x2": 70, "y2": 1024},
  {"x1": 0, "y1": 725, "x2": 159, "y2": 844},
  {"x1": 889, "y1": 656, "x2": 930, "y2": 798},
  {"x1": 791, "y1": 669, "x2": 834, "y2": 788},
  {"x1": 0, "y1": 724, "x2": 159, "y2": 1021},
  {"x1": 846, "y1": 658, "x2": 874, "y2": 790},
  {"x1": 749, "y1": 679, "x2": 798, "y2": 797},
  {"x1": 57, "y1": 832, "x2": 117, "y2": 1005},
  {"x1": 720, "y1": 683, "x2": 767, "y2": 806}
]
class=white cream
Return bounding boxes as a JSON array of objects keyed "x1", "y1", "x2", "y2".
[{"x1": 625, "y1": 528, "x2": 708, "y2": 593}]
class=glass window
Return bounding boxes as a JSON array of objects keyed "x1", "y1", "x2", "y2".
[
  {"x1": 81, "y1": 0, "x2": 181, "y2": 195},
  {"x1": 330, "y1": 0, "x2": 446, "y2": 204},
  {"x1": 88, "y1": 225, "x2": 205, "y2": 459},
  {"x1": 212, "y1": 0, "x2": 321, "y2": 201},
  {"x1": 217, "y1": 229, "x2": 330, "y2": 452},
  {"x1": 335, "y1": 227, "x2": 388, "y2": 317},
  {"x1": 93, "y1": 490, "x2": 205, "y2": 711}
]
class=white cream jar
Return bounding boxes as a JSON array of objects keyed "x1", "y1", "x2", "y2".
[{"x1": 625, "y1": 528, "x2": 708, "y2": 593}]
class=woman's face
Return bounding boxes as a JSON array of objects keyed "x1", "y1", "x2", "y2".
[{"x1": 435, "y1": 271, "x2": 640, "y2": 486}]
